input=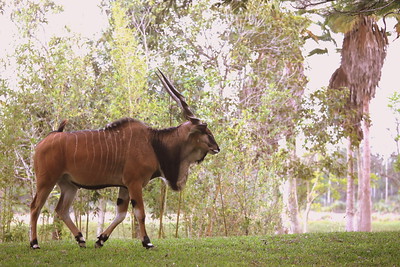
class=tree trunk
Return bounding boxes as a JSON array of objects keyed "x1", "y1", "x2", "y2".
[
  {"x1": 327, "y1": 179, "x2": 331, "y2": 205},
  {"x1": 217, "y1": 175, "x2": 228, "y2": 237},
  {"x1": 97, "y1": 197, "x2": 107, "y2": 237},
  {"x1": 282, "y1": 177, "x2": 302, "y2": 234},
  {"x1": 303, "y1": 180, "x2": 311, "y2": 233},
  {"x1": 355, "y1": 147, "x2": 362, "y2": 231},
  {"x1": 86, "y1": 206, "x2": 90, "y2": 241},
  {"x1": 385, "y1": 159, "x2": 389, "y2": 204},
  {"x1": 158, "y1": 180, "x2": 167, "y2": 239},
  {"x1": 52, "y1": 215, "x2": 62, "y2": 240},
  {"x1": 175, "y1": 190, "x2": 182, "y2": 238},
  {"x1": 358, "y1": 102, "x2": 372, "y2": 231},
  {"x1": 346, "y1": 139, "x2": 355, "y2": 231},
  {"x1": 385, "y1": 176, "x2": 389, "y2": 204},
  {"x1": 303, "y1": 178, "x2": 318, "y2": 233}
]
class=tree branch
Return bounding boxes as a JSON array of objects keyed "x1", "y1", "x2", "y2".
[{"x1": 291, "y1": 0, "x2": 335, "y2": 10}]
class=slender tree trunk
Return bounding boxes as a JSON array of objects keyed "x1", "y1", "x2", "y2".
[
  {"x1": 355, "y1": 147, "x2": 362, "y2": 231},
  {"x1": 327, "y1": 179, "x2": 331, "y2": 205},
  {"x1": 0, "y1": 189, "x2": 2, "y2": 240},
  {"x1": 346, "y1": 139, "x2": 355, "y2": 231},
  {"x1": 385, "y1": 176, "x2": 389, "y2": 204},
  {"x1": 175, "y1": 190, "x2": 182, "y2": 238},
  {"x1": 85, "y1": 196, "x2": 90, "y2": 240},
  {"x1": 158, "y1": 180, "x2": 167, "y2": 239},
  {"x1": 78, "y1": 193, "x2": 83, "y2": 230},
  {"x1": 303, "y1": 178, "x2": 318, "y2": 233},
  {"x1": 385, "y1": 159, "x2": 389, "y2": 204},
  {"x1": 282, "y1": 177, "x2": 302, "y2": 234},
  {"x1": 280, "y1": 137, "x2": 302, "y2": 234},
  {"x1": 206, "y1": 183, "x2": 221, "y2": 236},
  {"x1": 52, "y1": 215, "x2": 62, "y2": 240},
  {"x1": 358, "y1": 102, "x2": 372, "y2": 231},
  {"x1": 131, "y1": 211, "x2": 138, "y2": 239},
  {"x1": 217, "y1": 175, "x2": 228, "y2": 237},
  {"x1": 303, "y1": 181, "x2": 311, "y2": 233},
  {"x1": 184, "y1": 211, "x2": 192, "y2": 238},
  {"x1": 97, "y1": 197, "x2": 106, "y2": 237}
]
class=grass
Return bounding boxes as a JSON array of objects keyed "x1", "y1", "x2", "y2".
[
  {"x1": 1, "y1": 232, "x2": 400, "y2": 266},
  {"x1": 308, "y1": 220, "x2": 400, "y2": 233}
]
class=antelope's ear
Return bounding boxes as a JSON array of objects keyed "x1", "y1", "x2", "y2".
[{"x1": 190, "y1": 123, "x2": 207, "y2": 134}]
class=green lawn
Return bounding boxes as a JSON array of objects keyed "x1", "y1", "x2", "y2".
[
  {"x1": 308, "y1": 220, "x2": 400, "y2": 233},
  {"x1": 1, "y1": 232, "x2": 399, "y2": 266}
]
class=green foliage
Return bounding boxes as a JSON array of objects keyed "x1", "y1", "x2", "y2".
[
  {"x1": 301, "y1": 87, "x2": 351, "y2": 151},
  {"x1": 389, "y1": 92, "x2": 400, "y2": 164},
  {"x1": 307, "y1": 48, "x2": 328, "y2": 57},
  {"x1": 374, "y1": 195, "x2": 400, "y2": 213},
  {"x1": 321, "y1": 200, "x2": 346, "y2": 212},
  {"x1": 106, "y1": 1, "x2": 149, "y2": 119}
]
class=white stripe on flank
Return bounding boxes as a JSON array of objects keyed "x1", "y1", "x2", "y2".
[
  {"x1": 90, "y1": 131, "x2": 96, "y2": 171},
  {"x1": 72, "y1": 133, "x2": 78, "y2": 169},
  {"x1": 98, "y1": 130, "x2": 103, "y2": 174},
  {"x1": 104, "y1": 130, "x2": 109, "y2": 175},
  {"x1": 113, "y1": 130, "x2": 119, "y2": 175},
  {"x1": 84, "y1": 132, "x2": 89, "y2": 165}
]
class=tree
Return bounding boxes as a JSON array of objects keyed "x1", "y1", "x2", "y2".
[
  {"x1": 299, "y1": 87, "x2": 349, "y2": 232},
  {"x1": 290, "y1": 0, "x2": 395, "y2": 232},
  {"x1": 329, "y1": 16, "x2": 388, "y2": 232},
  {"x1": 219, "y1": 0, "x2": 309, "y2": 234}
]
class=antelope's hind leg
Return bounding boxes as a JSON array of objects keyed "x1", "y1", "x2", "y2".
[
  {"x1": 30, "y1": 184, "x2": 55, "y2": 249},
  {"x1": 95, "y1": 187, "x2": 129, "y2": 248},
  {"x1": 55, "y1": 180, "x2": 85, "y2": 247}
]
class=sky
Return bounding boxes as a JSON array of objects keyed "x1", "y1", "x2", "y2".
[{"x1": 1, "y1": 0, "x2": 399, "y2": 157}]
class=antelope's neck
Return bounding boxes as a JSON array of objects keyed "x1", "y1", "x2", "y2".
[{"x1": 150, "y1": 126, "x2": 189, "y2": 191}]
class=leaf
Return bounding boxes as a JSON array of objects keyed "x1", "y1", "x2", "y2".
[
  {"x1": 395, "y1": 22, "x2": 400, "y2": 40},
  {"x1": 305, "y1": 30, "x2": 319, "y2": 42},
  {"x1": 307, "y1": 48, "x2": 328, "y2": 57}
]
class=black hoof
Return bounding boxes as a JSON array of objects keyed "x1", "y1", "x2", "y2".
[
  {"x1": 142, "y1": 236, "x2": 154, "y2": 249},
  {"x1": 75, "y1": 232, "x2": 86, "y2": 248},
  {"x1": 30, "y1": 239, "x2": 40, "y2": 249},
  {"x1": 95, "y1": 241, "x2": 103, "y2": 248},
  {"x1": 95, "y1": 234, "x2": 108, "y2": 248}
]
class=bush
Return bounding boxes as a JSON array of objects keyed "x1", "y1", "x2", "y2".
[
  {"x1": 373, "y1": 197, "x2": 400, "y2": 213},
  {"x1": 321, "y1": 201, "x2": 346, "y2": 212},
  {"x1": 8, "y1": 219, "x2": 29, "y2": 242}
]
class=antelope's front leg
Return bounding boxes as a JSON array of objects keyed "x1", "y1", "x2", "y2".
[
  {"x1": 95, "y1": 187, "x2": 129, "y2": 248},
  {"x1": 129, "y1": 184, "x2": 154, "y2": 249}
]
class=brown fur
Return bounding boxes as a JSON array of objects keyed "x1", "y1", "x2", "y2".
[{"x1": 30, "y1": 118, "x2": 219, "y2": 249}]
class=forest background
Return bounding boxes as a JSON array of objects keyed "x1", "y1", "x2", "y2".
[{"x1": 1, "y1": 0, "x2": 400, "y2": 243}]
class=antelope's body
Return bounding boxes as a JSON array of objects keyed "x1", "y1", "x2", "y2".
[{"x1": 30, "y1": 71, "x2": 219, "y2": 249}]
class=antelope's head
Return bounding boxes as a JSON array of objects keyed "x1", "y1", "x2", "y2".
[{"x1": 156, "y1": 70, "x2": 220, "y2": 164}]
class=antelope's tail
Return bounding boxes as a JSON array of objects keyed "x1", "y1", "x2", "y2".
[{"x1": 57, "y1": 120, "x2": 68, "y2": 132}]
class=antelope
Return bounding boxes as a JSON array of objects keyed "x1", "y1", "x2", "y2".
[{"x1": 29, "y1": 70, "x2": 220, "y2": 249}]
